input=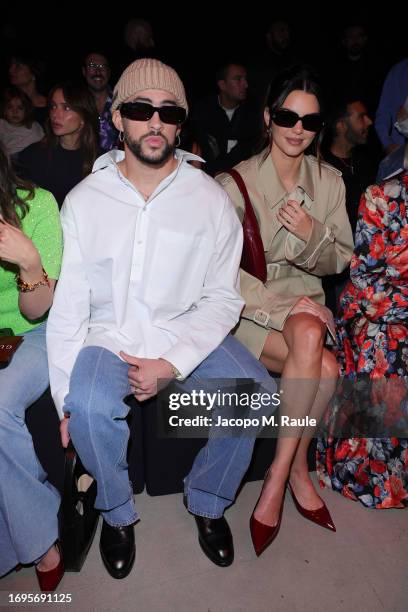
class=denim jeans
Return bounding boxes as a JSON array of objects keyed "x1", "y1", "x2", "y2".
[
  {"x1": 64, "y1": 335, "x2": 276, "y2": 526},
  {"x1": 0, "y1": 323, "x2": 60, "y2": 576}
]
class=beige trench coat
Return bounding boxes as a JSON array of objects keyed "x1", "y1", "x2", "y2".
[{"x1": 217, "y1": 150, "x2": 354, "y2": 357}]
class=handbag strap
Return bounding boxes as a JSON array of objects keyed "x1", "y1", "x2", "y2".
[
  {"x1": 224, "y1": 168, "x2": 267, "y2": 283},
  {"x1": 225, "y1": 168, "x2": 253, "y2": 215}
]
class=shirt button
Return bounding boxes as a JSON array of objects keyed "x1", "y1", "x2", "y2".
[{"x1": 137, "y1": 240, "x2": 143, "y2": 245}]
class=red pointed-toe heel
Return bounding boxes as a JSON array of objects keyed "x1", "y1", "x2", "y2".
[
  {"x1": 250, "y1": 501, "x2": 284, "y2": 557},
  {"x1": 288, "y1": 482, "x2": 336, "y2": 532},
  {"x1": 35, "y1": 543, "x2": 65, "y2": 592},
  {"x1": 250, "y1": 473, "x2": 286, "y2": 557}
]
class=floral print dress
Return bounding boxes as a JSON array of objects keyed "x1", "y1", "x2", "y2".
[{"x1": 317, "y1": 170, "x2": 408, "y2": 509}]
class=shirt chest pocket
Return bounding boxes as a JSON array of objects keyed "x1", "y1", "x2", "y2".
[
  {"x1": 143, "y1": 228, "x2": 211, "y2": 307},
  {"x1": 85, "y1": 259, "x2": 114, "y2": 308}
]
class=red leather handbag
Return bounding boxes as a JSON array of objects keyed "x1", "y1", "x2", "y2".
[{"x1": 225, "y1": 169, "x2": 267, "y2": 283}]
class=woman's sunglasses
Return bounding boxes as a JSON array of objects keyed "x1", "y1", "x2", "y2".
[
  {"x1": 119, "y1": 101, "x2": 186, "y2": 125},
  {"x1": 272, "y1": 109, "x2": 324, "y2": 132}
]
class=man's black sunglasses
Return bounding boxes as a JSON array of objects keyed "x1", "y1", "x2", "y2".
[
  {"x1": 119, "y1": 101, "x2": 186, "y2": 125},
  {"x1": 272, "y1": 109, "x2": 324, "y2": 132}
]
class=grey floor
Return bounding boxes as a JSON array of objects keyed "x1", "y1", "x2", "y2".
[{"x1": 1, "y1": 474, "x2": 407, "y2": 612}]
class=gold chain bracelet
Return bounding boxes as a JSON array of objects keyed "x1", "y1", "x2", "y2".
[{"x1": 16, "y1": 267, "x2": 50, "y2": 292}]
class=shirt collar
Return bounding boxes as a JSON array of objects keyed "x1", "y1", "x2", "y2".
[
  {"x1": 92, "y1": 148, "x2": 205, "y2": 173},
  {"x1": 217, "y1": 95, "x2": 239, "y2": 114},
  {"x1": 258, "y1": 151, "x2": 315, "y2": 206}
]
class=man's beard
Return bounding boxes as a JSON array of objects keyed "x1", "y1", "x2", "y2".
[
  {"x1": 89, "y1": 81, "x2": 108, "y2": 94},
  {"x1": 345, "y1": 123, "x2": 367, "y2": 146},
  {"x1": 124, "y1": 130, "x2": 175, "y2": 165}
]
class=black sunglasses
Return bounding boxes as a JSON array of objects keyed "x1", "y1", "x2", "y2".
[
  {"x1": 119, "y1": 101, "x2": 186, "y2": 125},
  {"x1": 272, "y1": 109, "x2": 324, "y2": 132}
]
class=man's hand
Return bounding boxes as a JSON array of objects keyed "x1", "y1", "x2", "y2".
[
  {"x1": 60, "y1": 415, "x2": 71, "y2": 448},
  {"x1": 120, "y1": 353, "x2": 175, "y2": 402}
]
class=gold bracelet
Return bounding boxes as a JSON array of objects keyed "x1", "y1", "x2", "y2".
[{"x1": 16, "y1": 267, "x2": 49, "y2": 292}]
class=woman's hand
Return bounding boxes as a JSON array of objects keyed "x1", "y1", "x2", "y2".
[
  {"x1": 277, "y1": 200, "x2": 313, "y2": 242},
  {"x1": 289, "y1": 296, "x2": 335, "y2": 337},
  {"x1": 0, "y1": 218, "x2": 41, "y2": 271}
]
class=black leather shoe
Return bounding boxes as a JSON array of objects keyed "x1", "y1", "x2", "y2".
[
  {"x1": 193, "y1": 515, "x2": 234, "y2": 567},
  {"x1": 99, "y1": 520, "x2": 135, "y2": 579},
  {"x1": 184, "y1": 496, "x2": 233, "y2": 567}
]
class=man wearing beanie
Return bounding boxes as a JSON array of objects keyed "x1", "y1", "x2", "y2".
[{"x1": 47, "y1": 58, "x2": 277, "y2": 577}]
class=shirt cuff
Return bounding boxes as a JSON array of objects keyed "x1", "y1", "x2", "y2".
[{"x1": 160, "y1": 343, "x2": 204, "y2": 381}]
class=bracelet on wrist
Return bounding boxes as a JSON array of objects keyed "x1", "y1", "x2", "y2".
[{"x1": 16, "y1": 267, "x2": 49, "y2": 292}]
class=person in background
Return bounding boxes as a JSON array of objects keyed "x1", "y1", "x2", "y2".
[
  {"x1": 322, "y1": 99, "x2": 376, "y2": 233},
  {"x1": 82, "y1": 51, "x2": 118, "y2": 151},
  {"x1": 0, "y1": 87, "x2": 44, "y2": 158},
  {"x1": 17, "y1": 81, "x2": 99, "y2": 208},
  {"x1": 377, "y1": 97, "x2": 408, "y2": 182},
  {"x1": 321, "y1": 99, "x2": 377, "y2": 313},
  {"x1": 0, "y1": 143, "x2": 63, "y2": 591},
  {"x1": 248, "y1": 18, "x2": 302, "y2": 117},
  {"x1": 117, "y1": 18, "x2": 158, "y2": 73},
  {"x1": 375, "y1": 57, "x2": 408, "y2": 155},
  {"x1": 8, "y1": 53, "x2": 48, "y2": 126},
  {"x1": 191, "y1": 61, "x2": 260, "y2": 175},
  {"x1": 328, "y1": 24, "x2": 385, "y2": 116}
]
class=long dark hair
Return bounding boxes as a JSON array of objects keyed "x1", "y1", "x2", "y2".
[
  {"x1": 45, "y1": 81, "x2": 100, "y2": 177},
  {"x1": 260, "y1": 66, "x2": 325, "y2": 163},
  {"x1": 0, "y1": 144, "x2": 34, "y2": 228}
]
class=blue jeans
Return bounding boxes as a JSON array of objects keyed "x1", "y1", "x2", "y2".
[
  {"x1": 0, "y1": 323, "x2": 60, "y2": 576},
  {"x1": 64, "y1": 335, "x2": 276, "y2": 526}
]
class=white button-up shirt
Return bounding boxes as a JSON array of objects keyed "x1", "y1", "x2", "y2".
[{"x1": 47, "y1": 149, "x2": 244, "y2": 418}]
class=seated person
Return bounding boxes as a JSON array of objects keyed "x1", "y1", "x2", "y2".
[
  {"x1": 317, "y1": 166, "x2": 408, "y2": 509},
  {"x1": 17, "y1": 81, "x2": 99, "y2": 208},
  {"x1": 191, "y1": 61, "x2": 261, "y2": 176},
  {"x1": 0, "y1": 87, "x2": 44, "y2": 158},
  {"x1": 0, "y1": 143, "x2": 64, "y2": 590}
]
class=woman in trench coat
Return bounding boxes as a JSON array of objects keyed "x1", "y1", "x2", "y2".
[{"x1": 217, "y1": 66, "x2": 354, "y2": 556}]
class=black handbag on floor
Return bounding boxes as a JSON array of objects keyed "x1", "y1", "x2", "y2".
[{"x1": 59, "y1": 444, "x2": 99, "y2": 572}]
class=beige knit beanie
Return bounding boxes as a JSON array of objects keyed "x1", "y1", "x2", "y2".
[{"x1": 111, "y1": 58, "x2": 188, "y2": 114}]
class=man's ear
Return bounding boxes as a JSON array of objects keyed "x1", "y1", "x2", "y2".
[
  {"x1": 112, "y1": 109, "x2": 124, "y2": 132},
  {"x1": 217, "y1": 79, "x2": 226, "y2": 94}
]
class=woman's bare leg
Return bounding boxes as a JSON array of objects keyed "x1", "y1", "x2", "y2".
[
  {"x1": 253, "y1": 314, "x2": 338, "y2": 526},
  {"x1": 36, "y1": 544, "x2": 60, "y2": 571},
  {"x1": 288, "y1": 349, "x2": 338, "y2": 507}
]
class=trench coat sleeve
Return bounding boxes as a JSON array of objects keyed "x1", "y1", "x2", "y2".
[
  {"x1": 239, "y1": 269, "x2": 299, "y2": 331},
  {"x1": 284, "y1": 174, "x2": 354, "y2": 274}
]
